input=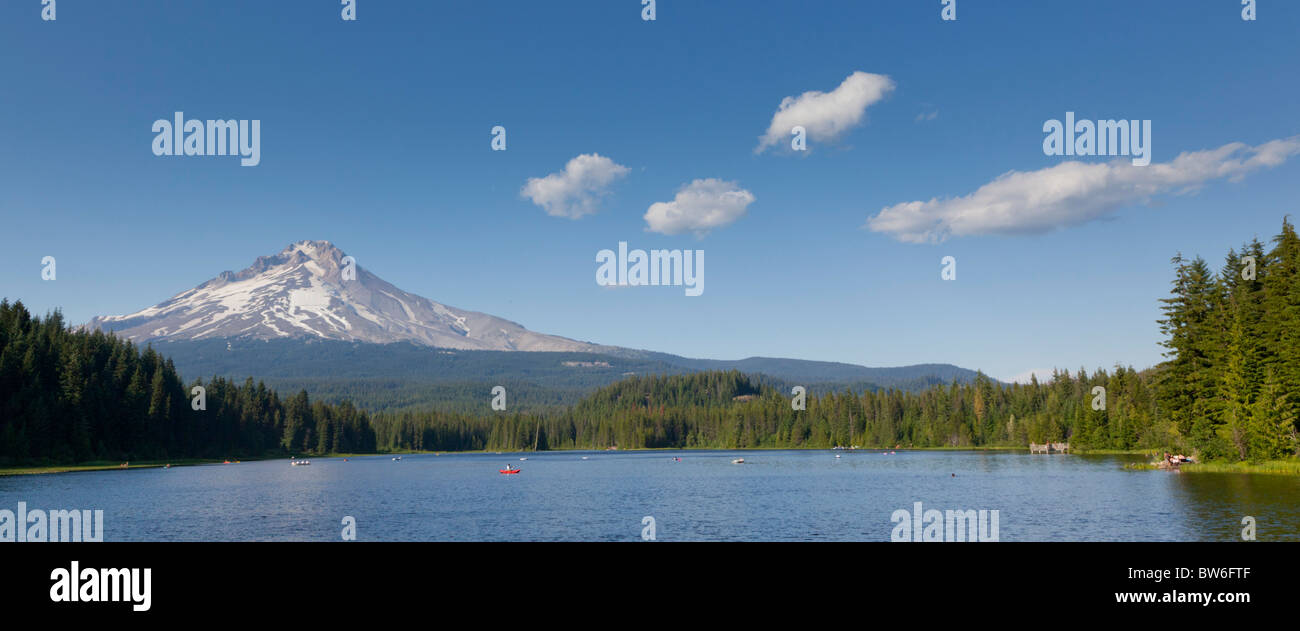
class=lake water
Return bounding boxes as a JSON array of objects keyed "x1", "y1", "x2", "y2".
[{"x1": 3, "y1": 450, "x2": 1298, "y2": 541}]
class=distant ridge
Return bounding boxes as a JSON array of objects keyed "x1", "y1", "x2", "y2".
[
  {"x1": 151, "y1": 338, "x2": 986, "y2": 413},
  {"x1": 84, "y1": 240, "x2": 988, "y2": 411}
]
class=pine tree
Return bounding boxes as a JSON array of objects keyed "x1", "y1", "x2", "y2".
[{"x1": 1248, "y1": 369, "x2": 1296, "y2": 461}]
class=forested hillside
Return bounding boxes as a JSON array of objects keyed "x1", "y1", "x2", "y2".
[
  {"x1": 0, "y1": 300, "x2": 374, "y2": 465},
  {"x1": 151, "y1": 338, "x2": 979, "y2": 413}
]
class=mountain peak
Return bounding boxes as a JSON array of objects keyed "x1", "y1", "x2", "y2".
[
  {"x1": 85, "y1": 241, "x2": 607, "y2": 353},
  {"x1": 279, "y1": 240, "x2": 345, "y2": 262}
]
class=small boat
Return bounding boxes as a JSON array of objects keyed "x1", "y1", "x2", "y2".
[
  {"x1": 392, "y1": 456, "x2": 402, "y2": 461},
  {"x1": 581, "y1": 456, "x2": 589, "y2": 460},
  {"x1": 291, "y1": 460, "x2": 311, "y2": 466},
  {"x1": 519, "y1": 457, "x2": 528, "y2": 461},
  {"x1": 835, "y1": 454, "x2": 841, "y2": 459},
  {"x1": 499, "y1": 467, "x2": 521, "y2": 474},
  {"x1": 731, "y1": 458, "x2": 745, "y2": 464}
]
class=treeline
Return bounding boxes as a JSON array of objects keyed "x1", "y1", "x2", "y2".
[
  {"x1": 378, "y1": 368, "x2": 1159, "y2": 452},
  {"x1": 367, "y1": 372, "x2": 762, "y2": 452},
  {"x1": 0, "y1": 300, "x2": 374, "y2": 465}
]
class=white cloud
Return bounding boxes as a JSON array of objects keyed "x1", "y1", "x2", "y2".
[
  {"x1": 756, "y1": 71, "x2": 895, "y2": 153},
  {"x1": 521, "y1": 153, "x2": 630, "y2": 219},
  {"x1": 867, "y1": 136, "x2": 1300, "y2": 243},
  {"x1": 1005, "y1": 368, "x2": 1056, "y2": 385},
  {"x1": 644, "y1": 179, "x2": 755, "y2": 236},
  {"x1": 915, "y1": 110, "x2": 938, "y2": 122}
]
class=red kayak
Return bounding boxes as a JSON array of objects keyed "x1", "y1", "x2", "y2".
[{"x1": 499, "y1": 468, "x2": 521, "y2": 474}]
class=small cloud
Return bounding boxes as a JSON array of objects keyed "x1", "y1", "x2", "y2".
[
  {"x1": 914, "y1": 110, "x2": 939, "y2": 122},
  {"x1": 644, "y1": 178, "x2": 755, "y2": 237},
  {"x1": 1005, "y1": 368, "x2": 1056, "y2": 385},
  {"x1": 756, "y1": 71, "x2": 895, "y2": 154},
  {"x1": 866, "y1": 136, "x2": 1300, "y2": 243},
  {"x1": 521, "y1": 153, "x2": 630, "y2": 219}
]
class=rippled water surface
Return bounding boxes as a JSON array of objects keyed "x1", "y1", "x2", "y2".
[{"x1": 3, "y1": 450, "x2": 1297, "y2": 541}]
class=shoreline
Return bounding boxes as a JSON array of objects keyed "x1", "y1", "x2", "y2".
[
  {"x1": 0, "y1": 458, "x2": 250, "y2": 477},
  {"x1": 1126, "y1": 459, "x2": 1300, "y2": 475},
  {"x1": 7, "y1": 448, "x2": 1293, "y2": 477}
]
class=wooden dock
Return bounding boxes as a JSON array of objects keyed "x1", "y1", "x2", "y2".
[{"x1": 1029, "y1": 442, "x2": 1070, "y2": 454}]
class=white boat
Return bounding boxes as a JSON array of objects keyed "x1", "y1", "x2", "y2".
[
  {"x1": 519, "y1": 457, "x2": 528, "y2": 461},
  {"x1": 392, "y1": 456, "x2": 402, "y2": 461},
  {"x1": 731, "y1": 458, "x2": 745, "y2": 464},
  {"x1": 291, "y1": 460, "x2": 311, "y2": 466}
]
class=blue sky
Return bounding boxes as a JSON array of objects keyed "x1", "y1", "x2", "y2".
[{"x1": 1, "y1": 0, "x2": 1297, "y2": 382}]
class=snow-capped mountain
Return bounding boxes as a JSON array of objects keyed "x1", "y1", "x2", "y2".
[{"x1": 85, "y1": 240, "x2": 610, "y2": 352}]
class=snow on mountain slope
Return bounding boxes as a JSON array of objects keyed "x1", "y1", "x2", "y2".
[{"x1": 84, "y1": 240, "x2": 609, "y2": 352}]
